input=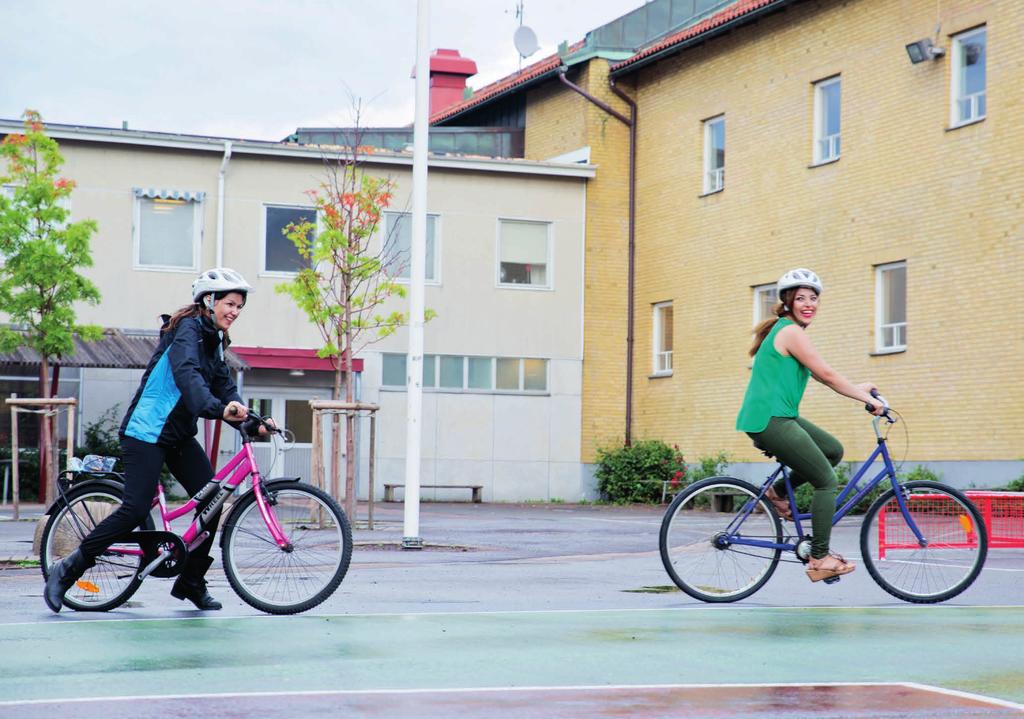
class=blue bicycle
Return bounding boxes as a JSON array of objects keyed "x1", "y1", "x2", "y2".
[{"x1": 659, "y1": 394, "x2": 987, "y2": 603}]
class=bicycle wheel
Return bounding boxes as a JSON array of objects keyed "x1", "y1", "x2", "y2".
[
  {"x1": 40, "y1": 483, "x2": 146, "y2": 612},
  {"x1": 222, "y1": 481, "x2": 352, "y2": 615},
  {"x1": 660, "y1": 476, "x2": 782, "y2": 602},
  {"x1": 860, "y1": 480, "x2": 988, "y2": 603}
]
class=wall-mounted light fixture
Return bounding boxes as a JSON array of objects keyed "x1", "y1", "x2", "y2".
[
  {"x1": 906, "y1": 38, "x2": 945, "y2": 64},
  {"x1": 288, "y1": 369, "x2": 305, "y2": 377}
]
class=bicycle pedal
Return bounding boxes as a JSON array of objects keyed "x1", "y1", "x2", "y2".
[{"x1": 823, "y1": 576, "x2": 841, "y2": 585}]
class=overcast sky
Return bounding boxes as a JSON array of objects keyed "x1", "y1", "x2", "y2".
[{"x1": 1, "y1": 0, "x2": 644, "y2": 141}]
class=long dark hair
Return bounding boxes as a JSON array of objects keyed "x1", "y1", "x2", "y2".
[
  {"x1": 163, "y1": 302, "x2": 231, "y2": 351},
  {"x1": 749, "y1": 287, "x2": 798, "y2": 357}
]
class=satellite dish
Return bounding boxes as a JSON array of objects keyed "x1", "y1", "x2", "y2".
[{"x1": 514, "y1": 25, "x2": 539, "y2": 59}]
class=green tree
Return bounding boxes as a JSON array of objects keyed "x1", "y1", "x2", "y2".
[
  {"x1": 276, "y1": 148, "x2": 415, "y2": 519},
  {"x1": 0, "y1": 110, "x2": 102, "y2": 501}
]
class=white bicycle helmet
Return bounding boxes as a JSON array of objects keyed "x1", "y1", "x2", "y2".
[
  {"x1": 776, "y1": 268, "x2": 822, "y2": 295},
  {"x1": 192, "y1": 267, "x2": 253, "y2": 303}
]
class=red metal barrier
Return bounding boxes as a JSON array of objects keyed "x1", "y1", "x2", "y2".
[{"x1": 877, "y1": 491, "x2": 1024, "y2": 558}]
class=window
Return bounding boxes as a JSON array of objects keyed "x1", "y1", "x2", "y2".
[
  {"x1": 951, "y1": 27, "x2": 986, "y2": 126},
  {"x1": 133, "y1": 188, "x2": 203, "y2": 271},
  {"x1": 753, "y1": 284, "x2": 778, "y2": 326},
  {"x1": 382, "y1": 211, "x2": 439, "y2": 282},
  {"x1": 264, "y1": 205, "x2": 316, "y2": 274},
  {"x1": 382, "y1": 353, "x2": 547, "y2": 393},
  {"x1": 703, "y1": 116, "x2": 725, "y2": 194},
  {"x1": 813, "y1": 77, "x2": 841, "y2": 164},
  {"x1": 498, "y1": 219, "x2": 550, "y2": 288},
  {"x1": 652, "y1": 302, "x2": 673, "y2": 375},
  {"x1": 875, "y1": 262, "x2": 907, "y2": 352}
]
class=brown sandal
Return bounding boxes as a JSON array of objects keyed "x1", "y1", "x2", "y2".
[
  {"x1": 765, "y1": 486, "x2": 793, "y2": 521},
  {"x1": 806, "y1": 553, "x2": 856, "y2": 582}
]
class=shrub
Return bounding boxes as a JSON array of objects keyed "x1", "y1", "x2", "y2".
[
  {"x1": 595, "y1": 440, "x2": 686, "y2": 504},
  {"x1": 1003, "y1": 475, "x2": 1024, "y2": 492},
  {"x1": 688, "y1": 452, "x2": 731, "y2": 484},
  {"x1": 899, "y1": 465, "x2": 942, "y2": 483},
  {"x1": 76, "y1": 405, "x2": 122, "y2": 460}
]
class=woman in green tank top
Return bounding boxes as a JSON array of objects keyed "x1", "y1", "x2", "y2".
[{"x1": 737, "y1": 268, "x2": 885, "y2": 583}]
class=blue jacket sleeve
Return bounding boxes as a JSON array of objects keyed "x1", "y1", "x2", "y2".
[
  {"x1": 211, "y1": 350, "x2": 243, "y2": 407},
  {"x1": 167, "y1": 319, "x2": 228, "y2": 420}
]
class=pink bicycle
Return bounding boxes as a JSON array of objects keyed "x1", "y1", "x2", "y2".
[{"x1": 40, "y1": 412, "x2": 352, "y2": 615}]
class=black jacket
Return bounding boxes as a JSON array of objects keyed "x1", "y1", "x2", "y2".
[{"x1": 120, "y1": 315, "x2": 242, "y2": 447}]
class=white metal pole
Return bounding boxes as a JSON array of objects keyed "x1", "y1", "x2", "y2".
[{"x1": 403, "y1": 0, "x2": 430, "y2": 549}]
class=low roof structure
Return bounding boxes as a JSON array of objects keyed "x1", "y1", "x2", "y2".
[{"x1": 0, "y1": 328, "x2": 250, "y2": 372}]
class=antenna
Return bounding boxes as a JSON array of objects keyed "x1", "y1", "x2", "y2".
[{"x1": 510, "y1": 1, "x2": 538, "y2": 66}]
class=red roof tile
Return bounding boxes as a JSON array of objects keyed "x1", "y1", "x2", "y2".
[
  {"x1": 611, "y1": 0, "x2": 780, "y2": 72},
  {"x1": 430, "y1": 40, "x2": 586, "y2": 124}
]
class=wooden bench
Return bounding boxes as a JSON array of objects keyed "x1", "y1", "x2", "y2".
[{"x1": 383, "y1": 483, "x2": 483, "y2": 503}]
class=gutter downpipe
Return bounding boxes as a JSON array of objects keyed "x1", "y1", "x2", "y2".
[
  {"x1": 216, "y1": 140, "x2": 233, "y2": 267},
  {"x1": 557, "y1": 67, "x2": 638, "y2": 445}
]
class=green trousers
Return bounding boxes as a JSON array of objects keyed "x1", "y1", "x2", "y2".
[{"x1": 747, "y1": 416, "x2": 844, "y2": 559}]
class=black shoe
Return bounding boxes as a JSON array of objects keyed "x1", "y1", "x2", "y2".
[
  {"x1": 44, "y1": 549, "x2": 90, "y2": 613},
  {"x1": 170, "y1": 577, "x2": 223, "y2": 610},
  {"x1": 171, "y1": 555, "x2": 222, "y2": 610}
]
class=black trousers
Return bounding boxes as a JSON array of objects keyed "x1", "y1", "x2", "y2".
[{"x1": 78, "y1": 435, "x2": 220, "y2": 579}]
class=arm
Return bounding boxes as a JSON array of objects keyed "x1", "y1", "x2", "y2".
[
  {"x1": 776, "y1": 324, "x2": 885, "y2": 414},
  {"x1": 167, "y1": 319, "x2": 238, "y2": 421}
]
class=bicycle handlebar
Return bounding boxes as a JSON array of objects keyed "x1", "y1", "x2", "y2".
[
  {"x1": 233, "y1": 409, "x2": 283, "y2": 437},
  {"x1": 865, "y1": 389, "x2": 894, "y2": 421}
]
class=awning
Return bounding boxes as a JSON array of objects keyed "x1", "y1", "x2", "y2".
[
  {"x1": 133, "y1": 187, "x2": 206, "y2": 202},
  {"x1": 0, "y1": 328, "x2": 249, "y2": 371},
  {"x1": 232, "y1": 346, "x2": 363, "y2": 373}
]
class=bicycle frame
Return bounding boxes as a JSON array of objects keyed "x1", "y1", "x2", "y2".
[
  {"x1": 723, "y1": 415, "x2": 925, "y2": 553},
  {"x1": 104, "y1": 436, "x2": 290, "y2": 571}
]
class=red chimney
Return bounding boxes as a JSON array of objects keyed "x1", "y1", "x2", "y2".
[{"x1": 426, "y1": 49, "x2": 477, "y2": 116}]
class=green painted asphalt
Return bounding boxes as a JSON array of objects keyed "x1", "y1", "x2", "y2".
[{"x1": 2, "y1": 607, "x2": 1022, "y2": 705}]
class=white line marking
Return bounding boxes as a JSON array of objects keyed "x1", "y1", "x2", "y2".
[
  {"x1": 4, "y1": 680, "x2": 1009, "y2": 708},
  {"x1": 1, "y1": 603, "x2": 1022, "y2": 628},
  {"x1": 903, "y1": 682, "x2": 1024, "y2": 710}
]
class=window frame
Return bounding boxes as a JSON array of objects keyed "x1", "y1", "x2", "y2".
[
  {"x1": 950, "y1": 26, "x2": 987, "y2": 128},
  {"x1": 752, "y1": 283, "x2": 778, "y2": 327},
  {"x1": 874, "y1": 261, "x2": 907, "y2": 354},
  {"x1": 132, "y1": 193, "x2": 203, "y2": 273},
  {"x1": 702, "y1": 115, "x2": 725, "y2": 195},
  {"x1": 381, "y1": 210, "x2": 442, "y2": 285},
  {"x1": 260, "y1": 202, "x2": 319, "y2": 277},
  {"x1": 812, "y1": 75, "x2": 842, "y2": 165},
  {"x1": 496, "y1": 217, "x2": 553, "y2": 291},
  {"x1": 651, "y1": 301, "x2": 673, "y2": 377},
  {"x1": 381, "y1": 352, "x2": 548, "y2": 395}
]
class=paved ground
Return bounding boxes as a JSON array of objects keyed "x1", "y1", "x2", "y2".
[{"x1": 1, "y1": 500, "x2": 1022, "y2": 717}]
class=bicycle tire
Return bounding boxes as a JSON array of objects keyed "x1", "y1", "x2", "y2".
[
  {"x1": 860, "y1": 480, "x2": 988, "y2": 604},
  {"x1": 40, "y1": 483, "x2": 148, "y2": 612},
  {"x1": 660, "y1": 476, "x2": 782, "y2": 602},
  {"x1": 221, "y1": 481, "x2": 352, "y2": 615}
]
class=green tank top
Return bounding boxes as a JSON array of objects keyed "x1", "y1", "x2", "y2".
[{"x1": 735, "y1": 318, "x2": 810, "y2": 433}]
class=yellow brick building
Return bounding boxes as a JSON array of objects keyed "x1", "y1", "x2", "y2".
[{"x1": 436, "y1": 0, "x2": 1023, "y2": 486}]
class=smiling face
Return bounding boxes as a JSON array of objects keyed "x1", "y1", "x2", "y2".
[
  {"x1": 787, "y1": 286, "x2": 819, "y2": 327},
  {"x1": 211, "y1": 292, "x2": 246, "y2": 331}
]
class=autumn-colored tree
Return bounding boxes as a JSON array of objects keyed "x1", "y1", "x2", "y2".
[
  {"x1": 0, "y1": 110, "x2": 102, "y2": 502},
  {"x1": 277, "y1": 150, "x2": 418, "y2": 520}
]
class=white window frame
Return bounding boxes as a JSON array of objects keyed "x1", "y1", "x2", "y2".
[
  {"x1": 380, "y1": 353, "x2": 548, "y2": 395},
  {"x1": 652, "y1": 301, "x2": 673, "y2": 376},
  {"x1": 260, "y1": 203, "x2": 319, "y2": 277},
  {"x1": 381, "y1": 211, "x2": 442, "y2": 285},
  {"x1": 875, "y1": 261, "x2": 907, "y2": 353},
  {"x1": 813, "y1": 76, "x2": 841, "y2": 165},
  {"x1": 496, "y1": 218, "x2": 553, "y2": 291},
  {"x1": 702, "y1": 115, "x2": 725, "y2": 194},
  {"x1": 752, "y1": 284, "x2": 778, "y2": 327},
  {"x1": 132, "y1": 194, "x2": 203, "y2": 273},
  {"x1": 950, "y1": 26, "x2": 987, "y2": 127}
]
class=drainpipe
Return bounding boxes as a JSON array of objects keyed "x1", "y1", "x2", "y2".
[
  {"x1": 557, "y1": 67, "x2": 637, "y2": 445},
  {"x1": 216, "y1": 140, "x2": 233, "y2": 267}
]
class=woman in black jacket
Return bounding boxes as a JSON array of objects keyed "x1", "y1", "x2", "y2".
[{"x1": 44, "y1": 267, "x2": 269, "y2": 612}]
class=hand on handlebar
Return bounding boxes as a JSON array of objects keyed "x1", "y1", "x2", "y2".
[
  {"x1": 224, "y1": 401, "x2": 248, "y2": 421},
  {"x1": 863, "y1": 387, "x2": 887, "y2": 416},
  {"x1": 257, "y1": 417, "x2": 278, "y2": 437}
]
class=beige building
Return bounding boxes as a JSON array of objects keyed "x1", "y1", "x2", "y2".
[
  {"x1": 434, "y1": 0, "x2": 1023, "y2": 487},
  {"x1": 0, "y1": 120, "x2": 594, "y2": 501}
]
